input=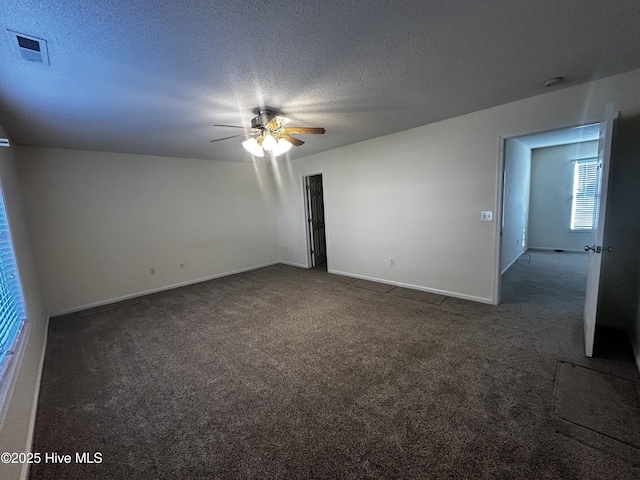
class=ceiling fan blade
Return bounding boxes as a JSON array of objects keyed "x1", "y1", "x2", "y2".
[
  {"x1": 212, "y1": 124, "x2": 246, "y2": 128},
  {"x1": 280, "y1": 134, "x2": 304, "y2": 147},
  {"x1": 210, "y1": 133, "x2": 254, "y2": 142},
  {"x1": 283, "y1": 127, "x2": 326, "y2": 135},
  {"x1": 265, "y1": 115, "x2": 292, "y2": 131}
]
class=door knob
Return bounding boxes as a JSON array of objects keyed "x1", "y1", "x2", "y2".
[{"x1": 584, "y1": 245, "x2": 596, "y2": 252}]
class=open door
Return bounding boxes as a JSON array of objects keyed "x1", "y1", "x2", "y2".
[
  {"x1": 305, "y1": 174, "x2": 327, "y2": 267},
  {"x1": 583, "y1": 103, "x2": 617, "y2": 357}
]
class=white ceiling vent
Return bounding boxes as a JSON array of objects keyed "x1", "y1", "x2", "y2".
[{"x1": 7, "y1": 30, "x2": 49, "y2": 65}]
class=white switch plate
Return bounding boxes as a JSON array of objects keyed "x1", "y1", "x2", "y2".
[{"x1": 481, "y1": 211, "x2": 493, "y2": 221}]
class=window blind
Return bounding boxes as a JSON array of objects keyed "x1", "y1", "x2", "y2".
[
  {"x1": 0, "y1": 188, "x2": 26, "y2": 377},
  {"x1": 570, "y1": 159, "x2": 599, "y2": 231}
]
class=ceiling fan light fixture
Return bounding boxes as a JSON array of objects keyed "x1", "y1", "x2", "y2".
[
  {"x1": 242, "y1": 137, "x2": 264, "y2": 157},
  {"x1": 213, "y1": 109, "x2": 325, "y2": 157},
  {"x1": 262, "y1": 134, "x2": 277, "y2": 151},
  {"x1": 271, "y1": 137, "x2": 293, "y2": 156}
]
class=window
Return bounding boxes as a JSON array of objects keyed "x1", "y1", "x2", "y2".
[
  {"x1": 570, "y1": 158, "x2": 599, "y2": 231},
  {"x1": 0, "y1": 187, "x2": 26, "y2": 381}
]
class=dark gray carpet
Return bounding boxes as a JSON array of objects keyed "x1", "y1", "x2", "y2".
[
  {"x1": 29, "y1": 251, "x2": 640, "y2": 479},
  {"x1": 349, "y1": 279, "x2": 396, "y2": 293},
  {"x1": 553, "y1": 361, "x2": 640, "y2": 463},
  {"x1": 554, "y1": 362, "x2": 640, "y2": 448},
  {"x1": 389, "y1": 287, "x2": 448, "y2": 306},
  {"x1": 77, "y1": 298, "x2": 141, "y2": 317}
]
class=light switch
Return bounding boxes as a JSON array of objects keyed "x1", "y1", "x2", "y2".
[{"x1": 481, "y1": 211, "x2": 493, "y2": 221}]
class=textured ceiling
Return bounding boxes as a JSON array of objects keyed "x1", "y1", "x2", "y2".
[
  {"x1": 1, "y1": 0, "x2": 640, "y2": 162},
  {"x1": 517, "y1": 124, "x2": 600, "y2": 150}
]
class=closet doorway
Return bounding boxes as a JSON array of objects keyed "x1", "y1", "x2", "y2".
[{"x1": 304, "y1": 174, "x2": 327, "y2": 269}]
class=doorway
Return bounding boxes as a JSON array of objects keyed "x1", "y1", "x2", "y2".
[
  {"x1": 498, "y1": 123, "x2": 601, "y2": 302},
  {"x1": 497, "y1": 106, "x2": 621, "y2": 359},
  {"x1": 304, "y1": 174, "x2": 327, "y2": 269}
]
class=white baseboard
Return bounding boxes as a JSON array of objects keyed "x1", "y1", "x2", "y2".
[
  {"x1": 279, "y1": 260, "x2": 308, "y2": 268},
  {"x1": 51, "y1": 261, "x2": 281, "y2": 316},
  {"x1": 527, "y1": 247, "x2": 586, "y2": 253},
  {"x1": 501, "y1": 254, "x2": 521, "y2": 275},
  {"x1": 21, "y1": 317, "x2": 49, "y2": 480},
  {"x1": 501, "y1": 246, "x2": 529, "y2": 275},
  {"x1": 327, "y1": 269, "x2": 493, "y2": 305}
]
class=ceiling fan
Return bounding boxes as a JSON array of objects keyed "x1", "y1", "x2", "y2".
[{"x1": 210, "y1": 109, "x2": 326, "y2": 157}]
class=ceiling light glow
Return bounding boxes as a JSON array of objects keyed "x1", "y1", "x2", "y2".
[
  {"x1": 242, "y1": 137, "x2": 264, "y2": 157},
  {"x1": 271, "y1": 138, "x2": 292, "y2": 156}
]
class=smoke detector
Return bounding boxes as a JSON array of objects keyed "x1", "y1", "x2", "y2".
[
  {"x1": 7, "y1": 30, "x2": 50, "y2": 65},
  {"x1": 543, "y1": 76, "x2": 565, "y2": 88}
]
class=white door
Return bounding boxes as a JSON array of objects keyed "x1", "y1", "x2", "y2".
[{"x1": 583, "y1": 103, "x2": 617, "y2": 357}]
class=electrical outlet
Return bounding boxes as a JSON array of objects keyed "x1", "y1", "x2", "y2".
[
  {"x1": 390, "y1": 258, "x2": 395, "y2": 267},
  {"x1": 481, "y1": 211, "x2": 493, "y2": 221},
  {"x1": 149, "y1": 268, "x2": 156, "y2": 275}
]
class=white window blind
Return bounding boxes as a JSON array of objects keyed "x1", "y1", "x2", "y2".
[
  {"x1": 0, "y1": 187, "x2": 26, "y2": 379},
  {"x1": 570, "y1": 158, "x2": 599, "y2": 231}
]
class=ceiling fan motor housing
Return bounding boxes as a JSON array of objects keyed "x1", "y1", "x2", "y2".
[{"x1": 251, "y1": 109, "x2": 276, "y2": 129}]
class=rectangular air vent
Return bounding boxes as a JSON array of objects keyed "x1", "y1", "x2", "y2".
[{"x1": 7, "y1": 30, "x2": 49, "y2": 65}]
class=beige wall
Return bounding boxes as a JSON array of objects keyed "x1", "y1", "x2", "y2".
[
  {"x1": 0, "y1": 124, "x2": 48, "y2": 480},
  {"x1": 528, "y1": 141, "x2": 598, "y2": 251},
  {"x1": 15, "y1": 148, "x2": 279, "y2": 315}
]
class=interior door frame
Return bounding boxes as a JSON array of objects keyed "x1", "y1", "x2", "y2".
[
  {"x1": 492, "y1": 118, "x2": 604, "y2": 305},
  {"x1": 301, "y1": 171, "x2": 329, "y2": 269}
]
